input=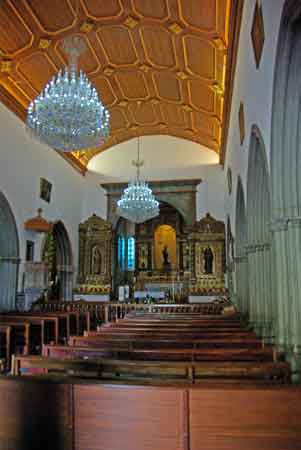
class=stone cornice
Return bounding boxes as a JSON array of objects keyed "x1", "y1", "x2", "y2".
[
  {"x1": 245, "y1": 242, "x2": 271, "y2": 253},
  {"x1": 270, "y1": 216, "x2": 301, "y2": 232}
]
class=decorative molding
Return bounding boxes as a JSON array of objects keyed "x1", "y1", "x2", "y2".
[
  {"x1": 38, "y1": 38, "x2": 51, "y2": 49},
  {"x1": 220, "y1": 0, "x2": 245, "y2": 164},
  {"x1": 251, "y1": 1, "x2": 265, "y2": 69},
  {"x1": 124, "y1": 16, "x2": 138, "y2": 29},
  {"x1": 1, "y1": 60, "x2": 12, "y2": 73},
  {"x1": 234, "y1": 255, "x2": 247, "y2": 263},
  {"x1": 270, "y1": 216, "x2": 301, "y2": 232},
  {"x1": 169, "y1": 22, "x2": 183, "y2": 35},
  {"x1": 80, "y1": 21, "x2": 94, "y2": 33},
  {"x1": 245, "y1": 242, "x2": 271, "y2": 253}
]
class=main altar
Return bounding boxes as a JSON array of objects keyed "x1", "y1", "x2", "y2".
[{"x1": 75, "y1": 180, "x2": 226, "y2": 302}]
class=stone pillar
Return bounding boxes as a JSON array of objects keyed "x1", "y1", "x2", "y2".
[
  {"x1": 245, "y1": 243, "x2": 271, "y2": 336},
  {"x1": 234, "y1": 255, "x2": 248, "y2": 314},
  {"x1": 270, "y1": 218, "x2": 291, "y2": 350}
]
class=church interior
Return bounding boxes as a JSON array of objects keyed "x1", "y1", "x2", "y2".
[{"x1": 1, "y1": 0, "x2": 301, "y2": 449}]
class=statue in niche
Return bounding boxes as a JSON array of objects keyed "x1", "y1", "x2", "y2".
[
  {"x1": 91, "y1": 246, "x2": 102, "y2": 275},
  {"x1": 162, "y1": 245, "x2": 171, "y2": 271},
  {"x1": 203, "y1": 246, "x2": 214, "y2": 274}
]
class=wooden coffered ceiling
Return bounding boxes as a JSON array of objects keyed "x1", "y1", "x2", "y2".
[{"x1": 0, "y1": 0, "x2": 243, "y2": 173}]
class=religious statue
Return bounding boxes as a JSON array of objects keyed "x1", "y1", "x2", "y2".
[
  {"x1": 91, "y1": 246, "x2": 102, "y2": 275},
  {"x1": 203, "y1": 246, "x2": 214, "y2": 274},
  {"x1": 162, "y1": 245, "x2": 171, "y2": 271}
]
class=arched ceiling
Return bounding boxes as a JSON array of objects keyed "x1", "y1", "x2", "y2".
[
  {"x1": 0, "y1": 0, "x2": 243, "y2": 173},
  {"x1": 88, "y1": 135, "x2": 219, "y2": 181}
]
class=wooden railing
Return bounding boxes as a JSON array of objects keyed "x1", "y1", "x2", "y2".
[{"x1": 34, "y1": 301, "x2": 224, "y2": 327}]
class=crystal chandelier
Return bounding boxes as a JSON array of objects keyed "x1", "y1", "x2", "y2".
[
  {"x1": 26, "y1": 35, "x2": 110, "y2": 152},
  {"x1": 117, "y1": 138, "x2": 159, "y2": 224}
]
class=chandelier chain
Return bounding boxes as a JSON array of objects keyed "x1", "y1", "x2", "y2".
[{"x1": 117, "y1": 137, "x2": 159, "y2": 224}]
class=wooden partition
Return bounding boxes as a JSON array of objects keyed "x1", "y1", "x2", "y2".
[
  {"x1": 1, "y1": 377, "x2": 301, "y2": 450},
  {"x1": 189, "y1": 387, "x2": 301, "y2": 450},
  {"x1": 0, "y1": 378, "x2": 72, "y2": 450},
  {"x1": 74, "y1": 385, "x2": 187, "y2": 450}
]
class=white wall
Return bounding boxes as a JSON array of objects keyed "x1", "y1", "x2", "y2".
[
  {"x1": 224, "y1": 0, "x2": 285, "y2": 230},
  {"x1": 88, "y1": 135, "x2": 225, "y2": 221},
  {"x1": 0, "y1": 102, "x2": 88, "y2": 290},
  {"x1": 81, "y1": 171, "x2": 107, "y2": 222}
]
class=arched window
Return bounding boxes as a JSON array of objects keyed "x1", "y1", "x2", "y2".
[
  {"x1": 127, "y1": 237, "x2": 135, "y2": 270},
  {"x1": 117, "y1": 236, "x2": 125, "y2": 270}
]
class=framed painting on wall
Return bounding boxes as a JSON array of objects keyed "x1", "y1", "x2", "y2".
[{"x1": 40, "y1": 178, "x2": 52, "y2": 203}]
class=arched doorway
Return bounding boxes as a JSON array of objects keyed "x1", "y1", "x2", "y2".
[
  {"x1": 246, "y1": 126, "x2": 272, "y2": 336},
  {"x1": 0, "y1": 192, "x2": 19, "y2": 310},
  {"x1": 42, "y1": 221, "x2": 73, "y2": 300},
  {"x1": 271, "y1": 0, "x2": 301, "y2": 351},
  {"x1": 235, "y1": 177, "x2": 248, "y2": 314}
]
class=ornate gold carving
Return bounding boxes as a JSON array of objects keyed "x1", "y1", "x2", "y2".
[
  {"x1": 124, "y1": 16, "x2": 139, "y2": 29},
  {"x1": 38, "y1": 38, "x2": 51, "y2": 49},
  {"x1": 169, "y1": 22, "x2": 183, "y2": 35},
  {"x1": 189, "y1": 213, "x2": 226, "y2": 294},
  {"x1": 1, "y1": 60, "x2": 12, "y2": 73},
  {"x1": 212, "y1": 37, "x2": 227, "y2": 52},
  {"x1": 77, "y1": 214, "x2": 113, "y2": 293},
  {"x1": 212, "y1": 82, "x2": 224, "y2": 96},
  {"x1": 150, "y1": 98, "x2": 159, "y2": 105},
  {"x1": 182, "y1": 104, "x2": 193, "y2": 112},
  {"x1": 176, "y1": 71, "x2": 189, "y2": 80},
  {"x1": 80, "y1": 21, "x2": 94, "y2": 33},
  {"x1": 103, "y1": 67, "x2": 114, "y2": 76},
  {"x1": 139, "y1": 64, "x2": 151, "y2": 73}
]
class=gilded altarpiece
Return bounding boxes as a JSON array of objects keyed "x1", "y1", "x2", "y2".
[
  {"x1": 76, "y1": 215, "x2": 112, "y2": 295},
  {"x1": 189, "y1": 213, "x2": 226, "y2": 295}
]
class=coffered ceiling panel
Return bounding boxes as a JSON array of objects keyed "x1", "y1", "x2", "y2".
[
  {"x1": 26, "y1": 0, "x2": 76, "y2": 34},
  {"x1": 0, "y1": 0, "x2": 242, "y2": 171},
  {"x1": 132, "y1": 0, "x2": 169, "y2": 21},
  {"x1": 81, "y1": 0, "x2": 124, "y2": 20},
  {"x1": 0, "y1": 2, "x2": 33, "y2": 56}
]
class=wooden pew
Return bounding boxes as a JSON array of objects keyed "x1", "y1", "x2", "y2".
[
  {"x1": 69, "y1": 335, "x2": 263, "y2": 350},
  {"x1": 0, "y1": 316, "x2": 50, "y2": 353},
  {"x1": 0, "y1": 320, "x2": 31, "y2": 355},
  {"x1": 12, "y1": 355, "x2": 291, "y2": 384},
  {"x1": 1, "y1": 312, "x2": 71, "y2": 342},
  {"x1": 88, "y1": 330, "x2": 257, "y2": 340},
  {"x1": 0, "y1": 324, "x2": 11, "y2": 370},
  {"x1": 42, "y1": 343, "x2": 281, "y2": 363}
]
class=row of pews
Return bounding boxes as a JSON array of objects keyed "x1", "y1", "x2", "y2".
[
  {"x1": 8, "y1": 309, "x2": 291, "y2": 384},
  {"x1": 2, "y1": 305, "x2": 301, "y2": 450},
  {"x1": 0, "y1": 302, "x2": 224, "y2": 371}
]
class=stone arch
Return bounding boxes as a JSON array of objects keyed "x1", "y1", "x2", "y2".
[
  {"x1": 42, "y1": 221, "x2": 74, "y2": 300},
  {"x1": 270, "y1": 0, "x2": 301, "y2": 351},
  {"x1": 235, "y1": 176, "x2": 248, "y2": 314},
  {"x1": 246, "y1": 125, "x2": 272, "y2": 336},
  {"x1": 0, "y1": 191, "x2": 20, "y2": 310}
]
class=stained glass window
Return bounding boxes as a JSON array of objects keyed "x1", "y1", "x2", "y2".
[
  {"x1": 118, "y1": 236, "x2": 125, "y2": 270},
  {"x1": 127, "y1": 237, "x2": 135, "y2": 270}
]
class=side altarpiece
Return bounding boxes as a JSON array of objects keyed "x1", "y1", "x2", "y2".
[{"x1": 75, "y1": 214, "x2": 112, "y2": 295}]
